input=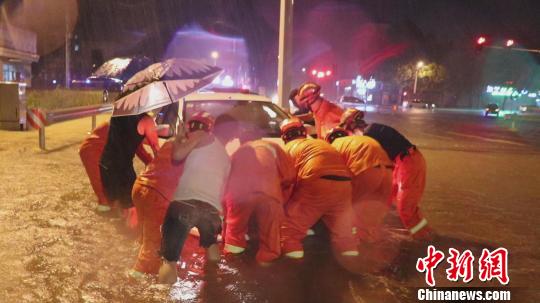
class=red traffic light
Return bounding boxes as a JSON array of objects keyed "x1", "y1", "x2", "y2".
[
  {"x1": 506, "y1": 39, "x2": 514, "y2": 47},
  {"x1": 475, "y1": 36, "x2": 488, "y2": 52},
  {"x1": 477, "y1": 36, "x2": 487, "y2": 45},
  {"x1": 309, "y1": 67, "x2": 333, "y2": 79}
]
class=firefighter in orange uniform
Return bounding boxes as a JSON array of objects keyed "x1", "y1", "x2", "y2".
[
  {"x1": 129, "y1": 112, "x2": 212, "y2": 277},
  {"x1": 279, "y1": 118, "x2": 358, "y2": 259},
  {"x1": 340, "y1": 109, "x2": 433, "y2": 240},
  {"x1": 325, "y1": 127, "x2": 394, "y2": 242},
  {"x1": 224, "y1": 136, "x2": 296, "y2": 263},
  {"x1": 292, "y1": 82, "x2": 344, "y2": 139},
  {"x1": 79, "y1": 121, "x2": 153, "y2": 212}
]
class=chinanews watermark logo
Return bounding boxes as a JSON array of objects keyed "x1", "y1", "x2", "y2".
[{"x1": 415, "y1": 245, "x2": 511, "y2": 301}]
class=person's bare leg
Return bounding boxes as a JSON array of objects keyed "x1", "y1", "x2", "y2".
[
  {"x1": 206, "y1": 244, "x2": 220, "y2": 262},
  {"x1": 158, "y1": 261, "x2": 178, "y2": 284}
]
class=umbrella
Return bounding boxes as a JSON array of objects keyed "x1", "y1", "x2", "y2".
[
  {"x1": 112, "y1": 58, "x2": 222, "y2": 117},
  {"x1": 92, "y1": 56, "x2": 153, "y2": 82}
]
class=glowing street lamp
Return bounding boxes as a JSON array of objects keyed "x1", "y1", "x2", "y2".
[
  {"x1": 413, "y1": 61, "x2": 425, "y2": 95},
  {"x1": 210, "y1": 51, "x2": 219, "y2": 66}
]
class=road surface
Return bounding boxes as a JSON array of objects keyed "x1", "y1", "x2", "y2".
[{"x1": 0, "y1": 109, "x2": 538, "y2": 302}]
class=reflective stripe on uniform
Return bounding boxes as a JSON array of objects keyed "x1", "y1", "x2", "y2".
[
  {"x1": 285, "y1": 250, "x2": 304, "y2": 259},
  {"x1": 224, "y1": 244, "x2": 245, "y2": 254},
  {"x1": 409, "y1": 218, "x2": 428, "y2": 235},
  {"x1": 341, "y1": 250, "x2": 359, "y2": 257}
]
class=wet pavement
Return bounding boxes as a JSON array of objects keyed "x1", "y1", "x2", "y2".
[{"x1": 0, "y1": 110, "x2": 539, "y2": 302}]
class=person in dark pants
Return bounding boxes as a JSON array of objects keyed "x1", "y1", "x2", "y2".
[
  {"x1": 79, "y1": 121, "x2": 153, "y2": 213},
  {"x1": 340, "y1": 109, "x2": 434, "y2": 240},
  {"x1": 158, "y1": 113, "x2": 239, "y2": 284},
  {"x1": 99, "y1": 113, "x2": 159, "y2": 209}
]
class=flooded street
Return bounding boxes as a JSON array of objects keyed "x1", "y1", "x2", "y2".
[{"x1": 0, "y1": 112, "x2": 539, "y2": 302}]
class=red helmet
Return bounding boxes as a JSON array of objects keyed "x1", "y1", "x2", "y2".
[
  {"x1": 340, "y1": 108, "x2": 367, "y2": 131},
  {"x1": 280, "y1": 118, "x2": 306, "y2": 143},
  {"x1": 324, "y1": 127, "x2": 349, "y2": 144},
  {"x1": 295, "y1": 82, "x2": 321, "y2": 110},
  {"x1": 187, "y1": 111, "x2": 215, "y2": 132}
]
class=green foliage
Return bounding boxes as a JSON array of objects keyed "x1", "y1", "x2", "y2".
[
  {"x1": 26, "y1": 89, "x2": 104, "y2": 110},
  {"x1": 395, "y1": 62, "x2": 447, "y2": 91}
]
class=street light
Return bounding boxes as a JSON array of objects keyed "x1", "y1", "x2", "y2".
[
  {"x1": 413, "y1": 61, "x2": 424, "y2": 95},
  {"x1": 210, "y1": 51, "x2": 219, "y2": 66}
]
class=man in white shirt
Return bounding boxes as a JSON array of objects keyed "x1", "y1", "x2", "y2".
[{"x1": 158, "y1": 112, "x2": 238, "y2": 284}]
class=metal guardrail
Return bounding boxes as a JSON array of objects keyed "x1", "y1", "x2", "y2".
[{"x1": 34, "y1": 103, "x2": 112, "y2": 150}]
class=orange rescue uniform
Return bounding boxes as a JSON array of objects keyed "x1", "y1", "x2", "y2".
[
  {"x1": 331, "y1": 136, "x2": 394, "y2": 242},
  {"x1": 131, "y1": 141, "x2": 184, "y2": 274},
  {"x1": 282, "y1": 138, "x2": 357, "y2": 256},
  {"x1": 79, "y1": 122, "x2": 152, "y2": 206},
  {"x1": 224, "y1": 140, "x2": 296, "y2": 262},
  {"x1": 393, "y1": 148, "x2": 427, "y2": 234},
  {"x1": 310, "y1": 99, "x2": 344, "y2": 139}
]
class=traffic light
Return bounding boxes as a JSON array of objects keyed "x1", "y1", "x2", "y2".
[
  {"x1": 309, "y1": 67, "x2": 334, "y2": 79},
  {"x1": 475, "y1": 36, "x2": 487, "y2": 52},
  {"x1": 505, "y1": 39, "x2": 514, "y2": 47}
]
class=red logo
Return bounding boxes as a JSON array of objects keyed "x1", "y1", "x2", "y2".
[
  {"x1": 446, "y1": 248, "x2": 475, "y2": 283},
  {"x1": 417, "y1": 246, "x2": 509, "y2": 286},
  {"x1": 479, "y1": 248, "x2": 509, "y2": 285},
  {"x1": 416, "y1": 245, "x2": 445, "y2": 287}
]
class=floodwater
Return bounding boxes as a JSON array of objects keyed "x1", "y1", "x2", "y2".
[{"x1": 1, "y1": 112, "x2": 539, "y2": 302}]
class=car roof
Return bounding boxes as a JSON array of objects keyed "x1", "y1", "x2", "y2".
[{"x1": 182, "y1": 92, "x2": 273, "y2": 103}]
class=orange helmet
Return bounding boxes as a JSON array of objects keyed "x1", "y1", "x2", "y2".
[
  {"x1": 187, "y1": 111, "x2": 215, "y2": 132},
  {"x1": 280, "y1": 118, "x2": 306, "y2": 143},
  {"x1": 340, "y1": 108, "x2": 367, "y2": 131},
  {"x1": 324, "y1": 127, "x2": 349, "y2": 144},
  {"x1": 295, "y1": 82, "x2": 322, "y2": 110}
]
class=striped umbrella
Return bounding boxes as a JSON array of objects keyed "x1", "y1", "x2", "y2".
[{"x1": 112, "y1": 58, "x2": 221, "y2": 117}]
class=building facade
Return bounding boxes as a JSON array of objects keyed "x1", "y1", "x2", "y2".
[{"x1": 0, "y1": 23, "x2": 39, "y2": 86}]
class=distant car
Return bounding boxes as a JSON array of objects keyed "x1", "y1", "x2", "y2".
[
  {"x1": 340, "y1": 95, "x2": 369, "y2": 111},
  {"x1": 339, "y1": 96, "x2": 364, "y2": 104},
  {"x1": 484, "y1": 104, "x2": 500, "y2": 117},
  {"x1": 519, "y1": 104, "x2": 540, "y2": 113},
  {"x1": 403, "y1": 99, "x2": 435, "y2": 109},
  {"x1": 71, "y1": 76, "x2": 123, "y2": 103}
]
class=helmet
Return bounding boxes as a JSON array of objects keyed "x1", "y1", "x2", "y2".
[
  {"x1": 340, "y1": 108, "x2": 367, "y2": 131},
  {"x1": 324, "y1": 127, "x2": 349, "y2": 144},
  {"x1": 295, "y1": 82, "x2": 321, "y2": 110},
  {"x1": 280, "y1": 118, "x2": 306, "y2": 143},
  {"x1": 289, "y1": 88, "x2": 299, "y2": 103},
  {"x1": 187, "y1": 111, "x2": 215, "y2": 132}
]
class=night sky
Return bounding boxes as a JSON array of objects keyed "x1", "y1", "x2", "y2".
[{"x1": 3, "y1": 0, "x2": 540, "y2": 95}]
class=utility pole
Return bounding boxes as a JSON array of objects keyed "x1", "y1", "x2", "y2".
[
  {"x1": 277, "y1": 0, "x2": 294, "y2": 109},
  {"x1": 413, "y1": 61, "x2": 424, "y2": 95},
  {"x1": 65, "y1": 9, "x2": 71, "y2": 88}
]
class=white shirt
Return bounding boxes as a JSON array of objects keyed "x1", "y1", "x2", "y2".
[{"x1": 173, "y1": 136, "x2": 231, "y2": 212}]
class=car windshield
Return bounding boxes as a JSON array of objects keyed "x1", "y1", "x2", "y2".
[{"x1": 184, "y1": 100, "x2": 290, "y2": 137}]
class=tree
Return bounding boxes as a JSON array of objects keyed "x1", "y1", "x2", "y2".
[{"x1": 395, "y1": 62, "x2": 447, "y2": 92}]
